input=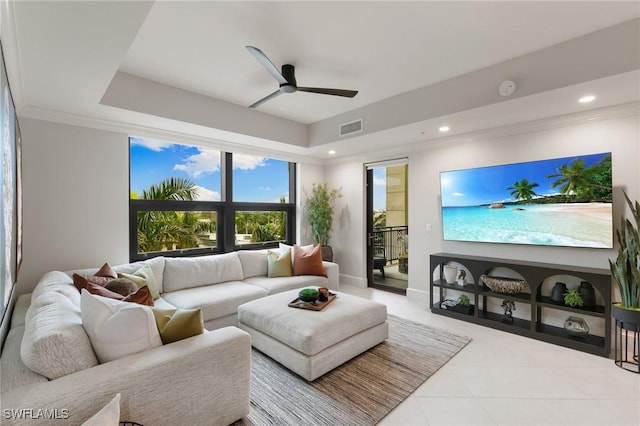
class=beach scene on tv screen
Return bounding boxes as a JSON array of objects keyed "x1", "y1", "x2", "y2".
[{"x1": 440, "y1": 152, "x2": 613, "y2": 248}]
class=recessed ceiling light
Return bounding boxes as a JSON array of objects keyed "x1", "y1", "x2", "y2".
[
  {"x1": 439, "y1": 126, "x2": 450, "y2": 132},
  {"x1": 328, "y1": 150, "x2": 336, "y2": 155},
  {"x1": 579, "y1": 95, "x2": 596, "y2": 103}
]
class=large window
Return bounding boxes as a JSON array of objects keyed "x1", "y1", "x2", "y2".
[{"x1": 129, "y1": 137, "x2": 295, "y2": 261}]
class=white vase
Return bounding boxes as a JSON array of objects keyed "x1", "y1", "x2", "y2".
[{"x1": 443, "y1": 265, "x2": 458, "y2": 284}]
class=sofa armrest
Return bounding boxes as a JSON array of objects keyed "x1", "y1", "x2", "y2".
[
  {"x1": 323, "y1": 261, "x2": 339, "y2": 290},
  {"x1": 1, "y1": 327, "x2": 251, "y2": 425}
]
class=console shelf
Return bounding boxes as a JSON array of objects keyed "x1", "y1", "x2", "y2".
[{"x1": 430, "y1": 253, "x2": 611, "y2": 357}]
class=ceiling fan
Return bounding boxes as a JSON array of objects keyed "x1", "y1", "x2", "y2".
[{"x1": 246, "y1": 46, "x2": 358, "y2": 108}]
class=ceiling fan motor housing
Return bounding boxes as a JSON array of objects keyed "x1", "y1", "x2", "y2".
[{"x1": 280, "y1": 64, "x2": 297, "y2": 92}]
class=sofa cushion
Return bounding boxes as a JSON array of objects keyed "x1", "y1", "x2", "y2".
[
  {"x1": 163, "y1": 252, "x2": 244, "y2": 292},
  {"x1": 279, "y1": 243, "x2": 313, "y2": 266},
  {"x1": 69, "y1": 257, "x2": 166, "y2": 295},
  {"x1": 21, "y1": 291, "x2": 98, "y2": 379},
  {"x1": 31, "y1": 271, "x2": 79, "y2": 305},
  {"x1": 293, "y1": 244, "x2": 327, "y2": 277},
  {"x1": 162, "y1": 281, "x2": 267, "y2": 322},
  {"x1": 267, "y1": 249, "x2": 292, "y2": 278},
  {"x1": 237, "y1": 249, "x2": 268, "y2": 278},
  {"x1": 104, "y1": 278, "x2": 139, "y2": 296},
  {"x1": 73, "y1": 263, "x2": 117, "y2": 290},
  {"x1": 86, "y1": 282, "x2": 154, "y2": 306},
  {"x1": 80, "y1": 290, "x2": 162, "y2": 363},
  {"x1": 81, "y1": 393, "x2": 120, "y2": 426},
  {"x1": 118, "y1": 263, "x2": 160, "y2": 300},
  {"x1": 151, "y1": 308, "x2": 204, "y2": 344},
  {"x1": 0, "y1": 325, "x2": 48, "y2": 393},
  {"x1": 243, "y1": 275, "x2": 328, "y2": 295}
]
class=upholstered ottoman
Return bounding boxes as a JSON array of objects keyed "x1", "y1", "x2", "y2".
[{"x1": 238, "y1": 289, "x2": 388, "y2": 381}]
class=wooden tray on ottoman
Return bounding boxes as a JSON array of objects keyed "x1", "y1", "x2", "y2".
[{"x1": 288, "y1": 293, "x2": 337, "y2": 311}]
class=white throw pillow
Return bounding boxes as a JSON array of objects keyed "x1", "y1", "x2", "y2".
[
  {"x1": 81, "y1": 393, "x2": 120, "y2": 426},
  {"x1": 80, "y1": 290, "x2": 162, "y2": 363}
]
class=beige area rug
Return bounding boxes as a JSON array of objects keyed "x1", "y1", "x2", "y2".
[{"x1": 233, "y1": 315, "x2": 470, "y2": 426}]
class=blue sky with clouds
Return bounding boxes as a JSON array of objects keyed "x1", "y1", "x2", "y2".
[
  {"x1": 129, "y1": 137, "x2": 289, "y2": 202},
  {"x1": 372, "y1": 168, "x2": 386, "y2": 210},
  {"x1": 440, "y1": 152, "x2": 610, "y2": 207}
]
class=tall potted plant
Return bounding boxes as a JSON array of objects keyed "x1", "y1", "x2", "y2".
[
  {"x1": 609, "y1": 191, "x2": 640, "y2": 329},
  {"x1": 303, "y1": 183, "x2": 342, "y2": 261}
]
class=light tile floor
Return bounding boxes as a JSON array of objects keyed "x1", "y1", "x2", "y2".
[{"x1": 340, "y1": 285, "x2": 640, "y2": 426}]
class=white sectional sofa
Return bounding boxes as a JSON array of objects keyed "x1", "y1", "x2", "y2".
[{"x1": 0, "y1": 249, "x2": 339, "y2": 425}]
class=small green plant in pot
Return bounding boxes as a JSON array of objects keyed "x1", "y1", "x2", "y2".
[
  {"x1": 303, "y1": 183, "x2": 342, "y2": 261},
  {"x1": 564, "y1": 288, "x2": 584, "y2": 308},
  {"x1": 609, "y1": 191, "x2": 640, "y2": 328},
  {"x1": 457, "y1": 294, "x2": 470, "y2": 307}
]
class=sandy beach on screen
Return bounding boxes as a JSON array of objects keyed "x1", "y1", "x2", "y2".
[{"x1": 534, "y1": 202, "x2": 612, "y2": 220}]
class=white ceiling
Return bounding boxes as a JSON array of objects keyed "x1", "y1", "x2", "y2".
[{"x1": 6, "y1": 1, "x2": 640, "y2": 160}]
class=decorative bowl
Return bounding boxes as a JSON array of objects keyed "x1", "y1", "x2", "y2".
[
  {"x1": 480, "y1": 275, "x2": 528, "y2": 294},
  {"x1": 298, "y1": 288, "x2": 319, "y2": 303}
]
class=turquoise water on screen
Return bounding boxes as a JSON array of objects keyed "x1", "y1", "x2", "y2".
[{"x1": 442, "y1": 204, "x2": 612, "y2": 248}]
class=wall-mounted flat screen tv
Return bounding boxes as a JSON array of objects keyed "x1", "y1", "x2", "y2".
[{"x1": 440, "y1": 152, "x2": 613, "y2": 248}]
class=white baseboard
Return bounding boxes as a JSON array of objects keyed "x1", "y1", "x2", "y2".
[
  {"x1": 339, "y1": 274, "x2": 367, "y2": 288},
  {"x1": 406, "y1": 288, "x2": 430, "y2": 307}
]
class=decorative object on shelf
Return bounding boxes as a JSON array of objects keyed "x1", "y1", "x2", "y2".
[
  {"x1": 564, "y1": 288, "x2": 584, "y2": 308},
  {"x1": 458, "y1": 294, "x2": 470, "y2": 307},
  {"x1": 440, "y1": 298, "x2": 474, "y2": 315},
  {"x1": 578, "y1": 281, "x2": 596, "y2": 308},
  {"x1": 501, "y1": 299, "x2": 515, "y2": 324},
  {"x1": 456, "y1": 269, "x2": 467, "y2": 286},
  {"x1": 480, "y1": 275, "x2": 527, "y2": 294},
  {"x1": 550, "y1": 282, "x2": 568, "y2": 304},
  {"x1": 443, "y1": 265, "x2": 458, "y2": 284},
  {"x1": 303, "y1": 183, "x2": 342, "y2": 262},
  {"x1": 609, "y1": 191, "x2": 640, "y2": 373},
  {"x1": 564, "y1": 316, "x2": 590, "y2": 337}
]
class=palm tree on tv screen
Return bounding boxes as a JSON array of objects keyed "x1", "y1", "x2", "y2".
[
  {"x1": 547, "y1": 155, "x2": 612, "y2": 201},
  {"x1": 508, "y1": 179, "x2": 539, "y2": 203}
]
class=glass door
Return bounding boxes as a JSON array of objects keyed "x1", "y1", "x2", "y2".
[{"x1": 366, "y1": 160, "x2": 408, "y2": 294}]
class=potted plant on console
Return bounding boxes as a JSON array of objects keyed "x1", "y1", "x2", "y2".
[
  {"x1": 609, "y1": 191, "x2": 640, "y2": 371},
  {"x1": 304, "y1": 183, "x2": 343, "y2": 262},
  {"x1": 609, "y1": 192, "x2": 640, "y2": 326}
]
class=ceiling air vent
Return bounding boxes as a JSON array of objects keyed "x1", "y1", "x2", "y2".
[{"x1": 339, "y1": 119, "x2": 363, "y2": 137}]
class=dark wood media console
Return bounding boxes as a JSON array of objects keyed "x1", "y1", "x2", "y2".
[{"x1": 430, "y1": 253, "x2": 612, "y2": 357}]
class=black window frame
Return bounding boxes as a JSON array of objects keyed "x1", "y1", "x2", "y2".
[{"x1": 129, "y1": 147, "x2": 296, "y2": 262}]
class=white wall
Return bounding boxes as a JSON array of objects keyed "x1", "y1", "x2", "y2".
[
  {"x1": 325, "y1": 162, "x2": 367, "y2": 287},
  {"x1": 325, "y1": 114, "x2": 640, "y2": 303},
  {"x1": 296, "y1": 162, "x2": 324, "y2": 244},
  {"x1": 18, "y1": 118, "x2": 130, "y2": 294},
  {"x1": 14, "y1": 113, "x2": 640, "y2": 302}
]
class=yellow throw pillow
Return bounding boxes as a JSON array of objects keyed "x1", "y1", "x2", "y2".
[
  {"x1": 267, "y1": 249, "x2": 293, "y2": 278},
  {"x1": 151, "y1": 308, "x2": 204, "y2": 345},
  {"x1": 119, "y1": 263, "x2": 160, "y2": 300}
]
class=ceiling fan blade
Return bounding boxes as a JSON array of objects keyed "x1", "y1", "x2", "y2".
[
  {"x1": 246, "y1": 46, "x2": 288, "y2": 85},
  {"x1": 249, "y1": 89, "x2": 283, "y2": 108},
  {"x1": 297, "y1": 87, "x2": 358, "y2": 98}
]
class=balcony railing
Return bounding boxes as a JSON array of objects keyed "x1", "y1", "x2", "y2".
[{"x1": 372, "y1": 225, "x2": 408, "y2": 263}]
